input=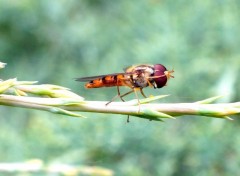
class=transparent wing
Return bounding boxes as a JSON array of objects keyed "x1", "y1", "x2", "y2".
[
  {"x1": 75, "y1": 73, "x2": 126, "y2": 82},
  {"x1": 124, "y1": 64, "x2": 153, "y2": 73}
]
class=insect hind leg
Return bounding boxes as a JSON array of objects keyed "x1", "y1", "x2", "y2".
[
  {"x1": 105, "y1": 87, "x2": 134, "y2": 106},
  {"x1": 117, "y1": 85, "x2": 125, "y2": 102}
]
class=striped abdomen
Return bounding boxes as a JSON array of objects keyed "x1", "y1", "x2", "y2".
[{"x1": 85, "y1": 74, "x2": 128, "y2": 88}]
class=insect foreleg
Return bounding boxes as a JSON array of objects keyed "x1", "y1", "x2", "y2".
[{"x1": 140, "y1": 88, "x2": 147, "y2": 98}]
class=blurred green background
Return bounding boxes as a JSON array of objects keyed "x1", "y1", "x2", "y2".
[{"x1": 1, "y1": 0, "x2": 240, "y2": 175}]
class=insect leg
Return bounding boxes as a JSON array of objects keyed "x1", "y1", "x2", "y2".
[
  {"x1": 117, "y1": 85, "x2": 125, "y2": 102},
  {"x1": 147, "y1": 79, "x2": 154, "y2": 88},
  {"x1": 127, "y1": 115, "x2": 130, "y2": 123},
  {"x1": 105, "y1": 89, "x2": 134, "y2": 105},
  {"x1": 120, "y1": 89, "x2": 134, "y2": 99},
  {"x1": 140, "y1": 88, "x2": 147, "y2": 98},
  {"x1": 133, "y1": 88, "x2": 141, "y2": 113},
  {"x1": 127, "y1": 88, "x2": 142, "y2": 123}
]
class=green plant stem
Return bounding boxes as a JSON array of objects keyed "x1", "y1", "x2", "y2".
[{"x1": 0, "y1": 94, "x2": 239, "y2": 121}]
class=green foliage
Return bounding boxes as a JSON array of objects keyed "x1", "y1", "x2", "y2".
[{"x1": 1, "y1": 0, "x2": 240, "y2": 175}]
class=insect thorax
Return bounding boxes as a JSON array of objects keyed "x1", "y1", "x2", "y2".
[{"x1": 130, "y1": 65, "x2": 154, "y2": 88}]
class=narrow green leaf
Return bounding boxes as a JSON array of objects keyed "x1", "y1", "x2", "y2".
[
  {"x1": 222, "y1": 116, "x2": 234, "y2": 120},
  {"x1": 50, "y1": 107, "x2": 86, "y2": 118},
  {"x1": 140, "y1": 108, "x2": 175, "y2": 119},
  {"x1": 133, "y1": 114, "x2": 164, "y2": 122},
  {"x1": 128, "y1": 95, "x2": 169, "y2": 105},
  {"x1": 14, "y1": 89, "x2": 28, "y2": 96},
  {"x1": 0, "y1": 79, "x2": 16, "y2": 93},
  {"x1": 14, "y1": 81, "x2": 39, "y2": 85},
  {"x1": 195, "y1": 95, "x2": 223, "y2": 104},
  {"x1": 140, "y1": 95, "x2": 170, "y2": 104}
]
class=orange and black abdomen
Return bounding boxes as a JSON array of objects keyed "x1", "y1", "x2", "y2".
[{"x1": 85, "y1": 74, "x2": 127, "y2": 88}]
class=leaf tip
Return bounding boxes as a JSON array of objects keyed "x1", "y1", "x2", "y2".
[{"x1": 223, "y1": 116, "x2": 234, "y2": 121}]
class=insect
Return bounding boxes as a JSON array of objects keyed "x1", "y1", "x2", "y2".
[{"x1": 75, "y1": 64, "x2": 174, "y2": 105}]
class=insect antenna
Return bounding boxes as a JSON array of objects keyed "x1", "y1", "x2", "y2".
[{"x1": 165, "y1": 69, "x2": 175, "y2": 79}]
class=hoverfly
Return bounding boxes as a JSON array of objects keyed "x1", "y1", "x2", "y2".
[{"x1": 76, "y1": 64, "x2": 174, "y2": 106}]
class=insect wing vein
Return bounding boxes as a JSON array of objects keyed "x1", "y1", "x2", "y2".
[{"x1": 75, "y1": 73, "x2": 126, "y2": 82}]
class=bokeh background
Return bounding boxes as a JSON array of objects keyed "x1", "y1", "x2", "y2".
[{"x1": 1, "y1": 0, "x2": 240, "y2": 175}]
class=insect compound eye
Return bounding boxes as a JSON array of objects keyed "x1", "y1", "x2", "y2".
[{"x1": 153, "y1": 64, "x2": 168, "y2": 88}]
